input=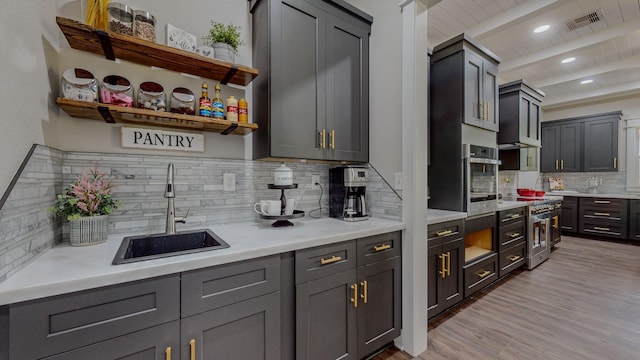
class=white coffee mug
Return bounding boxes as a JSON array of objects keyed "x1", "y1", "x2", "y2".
[
  {"x1": 254, "y1": 200, "x2": 281, "y2": 216},
  {"x1": 284, "y1": 198, "x2": 296, "y2": 215}
]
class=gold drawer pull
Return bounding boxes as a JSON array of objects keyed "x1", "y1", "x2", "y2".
[
  {"x1": 594, "y1": 200, "x2": 610, "y2": 204},
  {"x1": 509, "y1": 255, "x2": 521, "y2": 262},
  {"x1": 351, "y1": 283, "x2": 358, "y2": 308},
  {"x1": 374, "y1": 244, "x2": 391, "y2": 252},
  {"x1": 510, "y1": 214, "x2": 521, "y2": 219},
  {"x1": 477, "y1": 270, "x2": 491, "y2": 279},
  {"x1": 509, "y1": 232, "x2": 521, "y2": 238},
  {"x1": 594, "y1": 212, "x2": 610, "y2": 216},
  {"x1": 320, "y1": 255, "x2": 342, "y2": 265},
  {"x1": 165, "y1": 347, "x2": 171, "y2": 360},
  {"x1": 436, "y1": 229, "x2": 453, "y2": 236},
  {"x1": 189, "y1": 339, "x2": 196, "y2": 360},
  {"x1": 594, "y1": 226, "x2": 610, "y2": 231}
]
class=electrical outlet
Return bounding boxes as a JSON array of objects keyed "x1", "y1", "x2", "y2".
[
  {"x1": 394, "y1": 172, "x2": 402, "y2": 190},
  {"x1": 223, "y1": 173, "x2": 236, "y2": 192},
  {"x1": 311, "y1": 175, "x2": 320, "y2": 189}
]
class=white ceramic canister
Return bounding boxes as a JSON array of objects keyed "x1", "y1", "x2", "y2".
[{"x1": 273, "y1": 163, "x2": 293, "y2": 186}]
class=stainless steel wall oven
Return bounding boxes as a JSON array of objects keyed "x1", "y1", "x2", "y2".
[{"x1": 465, "y1": 144, "x2": 499, "y2": 216}]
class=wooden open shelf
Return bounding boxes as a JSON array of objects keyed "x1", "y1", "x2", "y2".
[
  {"x1": 57, "y1": 98, "x2": 258, "y2": 135},
  {"x1": 465, "y1": 246, "x2": 492, "y2": 263},
  {"x1": 56, "y1": 17, "x2": 258, "y2": 86}
]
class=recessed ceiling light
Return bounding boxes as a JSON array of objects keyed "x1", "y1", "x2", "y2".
[
  {"x1": 534, "y1": 25, "x2": 550, "y2": 33},
  {"x1": 561, "y1": 57, "x2": 576, "y2": 64},
  {"x1": 580, "y1": 79, "x2": 593, "y2": 84}
]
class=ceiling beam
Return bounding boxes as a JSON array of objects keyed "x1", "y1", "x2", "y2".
[
  {"x1": 543, "y1": 81, "x2": 640, "y2": 109},
  {"x1": 467, "y1": 0, "x2": 561, "y2": 39},
  {"x1": 501, "y1": 18, "x2": 640, "y2": 72},
  {"x1": 535, "y1": 54, "x2": 640, "y2": 88}
]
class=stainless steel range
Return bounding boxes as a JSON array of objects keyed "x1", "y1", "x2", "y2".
[{"x1": 526, "y1": 199, "x2": 561, "y2": 269}]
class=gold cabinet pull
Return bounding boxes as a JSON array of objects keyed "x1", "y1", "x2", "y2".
[
  {"x1": 509, "y1": 232, "x2": 521, "y2": 238},
  {"x1": 594, "y1": 226, "x2": 610, "y2": 231},
  {"x1": 330, "y1": 129, "x2": 335, "y2": 149},
  {"x1": 445, "y1": 251, "x2": 451, "y2": 277},
  {"x1": 614, "y1": 157, "x2": 617, "y2": 169},
  {"x1": 374, "y1": 244, "x2": 391, "y2": 252},
  {"x1": 594, "y1": 212, "x2": 610, "y2": 217},
  {"x1": 555, "y1": 160, "x2": 559, "y2": 170},
  {"x1": 435, "y1": 229, "x2": 453, "y2": 237},
  {"x1": 485, "y1": 101, "x2": 489, "y2": 120},
  {"x1": 553, "y1": 215, "x2": 559, "y2": 229},
  {"x1": 189, "y1": 339, "x2": 196, "y2": 360},
  {"x1": 509, "y1": 255, "x2": 521, "y2": 262},
  {"x1": 477, "y1": 270, "x2": 491, "y2": 279},
  {"x1": 438, "y1": 254, "x2": 446, "y2": 278},
  {"x1": 319, "y1": 129, "x2": 326, "y2": 149},
  {"x1": 561, "y1": 160, "x2": 564, "y2": 170},
  {"x1": 320, "y1": 255, "x2": 342, "y2": 265},
  {"x1": 351, "y1": 283, "x2": 358, "y2": 308},
  {"x1": 165, "y1": 347, "x2": 171, "y2": 360},
  {"x1": 360, "y1": 280, "x2": 368, "y2": 304},
  {"x1": 594, "y1": 200, "x2": 610, "y2": 204}
]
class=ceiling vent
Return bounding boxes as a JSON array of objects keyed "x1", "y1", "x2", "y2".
[{"x1": 566, "y1": 8, "x2": 604, "y2": 31}]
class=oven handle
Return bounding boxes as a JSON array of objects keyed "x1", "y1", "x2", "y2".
[{"x1": 468, "y1": 158, "x2": 500, "y2": 165}]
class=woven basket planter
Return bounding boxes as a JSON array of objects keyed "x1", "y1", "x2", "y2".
[{"x1": 68, "y1": 215, "x2": 108, "y2": 246}]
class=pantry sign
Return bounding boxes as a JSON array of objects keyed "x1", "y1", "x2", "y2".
[{"x1": 121, "y1": 127, "x2": 204, "y2": 152}]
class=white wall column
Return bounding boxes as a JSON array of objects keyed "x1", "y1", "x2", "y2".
[{"x1": 396, "y1": 0, "x2": 429, "y2": 356}]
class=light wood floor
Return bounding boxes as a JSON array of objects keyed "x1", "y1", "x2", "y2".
[{"x1": 374, "y1": 236, "x2": 640, "y2": 360}]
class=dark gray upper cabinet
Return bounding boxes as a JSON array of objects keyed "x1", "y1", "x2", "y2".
[
  {"x1": 431, "y1": 33, "x2": 501, "y2": 132},
  {"x1": 251, "y1": 0, "x2": 371, "y2": 162},
  {"x1": 541, "y1": 111, "x2": 620, "y2": 172},
  {"x1": 498, "y1": 79, "x2": 545, "y2": 147}
]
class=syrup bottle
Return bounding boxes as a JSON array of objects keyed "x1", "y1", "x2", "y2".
[
  {"x1": 212, "y1": 84, "x2": 225, "y2": 119},
  {"x1": 198, "y1": 82, "x2": 211, "y2": 117}
]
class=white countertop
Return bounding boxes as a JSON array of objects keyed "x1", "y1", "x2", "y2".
[
  {"x1": 0, "y1": 217, "x2": 404, "y2": 306},
  {"x1": 497, "y1": 200, "x2": 528, "y2": 211},
  {"x1": 548, "y1": 191, "x2": 640, "y2": 199},
  {"x1": 427, "y1": 209, "x2": 467, "y2": 225}
]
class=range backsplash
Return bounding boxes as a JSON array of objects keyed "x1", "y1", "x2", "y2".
[{"x1": 0, "y1": 145, "x2": 402, "y2": 282}]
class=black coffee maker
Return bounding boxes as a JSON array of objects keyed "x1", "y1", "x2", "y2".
[{"x1": 329, "y1": 166, "x2": 369, "y2": 221}]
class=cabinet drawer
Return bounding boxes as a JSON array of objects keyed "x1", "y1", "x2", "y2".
[
  {"x1": 295, "y1": 240, "x2": 357, "y2": 284},
  {"x1": 427, "y1": 219, "x2": 464, "y2": 245},
  {"x1": 580, "y1": 220, "x2": 627, "y2": 239},
  {"x1": 10, "y1": 275, "x2": 180, "y2": 360},
  {"x1": 357, "y1": 231, "x2": 401, "y2": 266},
  {"x1": 498, "y1": 207, "x2": 526, "y2": 225},
  {"x1": 499, "y1": 242, "x2": 526, "y2": 278},
  {"x1": 463, "y1": 253, "x2": 498, "y2": 298},
  {"x1": 498, "y1": 221, "x2": 526, "y2": 250},
  {"x1": 580, "y1": 207, "x2": 626, "y2": 222},
  {"x1": 579, "y1": 197, "x2": 627, "y2": 209},
  {"x1": 181, "y1": 255, "x2": 281, "y2": 318}
]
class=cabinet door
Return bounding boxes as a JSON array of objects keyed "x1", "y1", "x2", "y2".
[
  {"x1": 427, "y1": 242, "x2": 442, "y2": 318},
  {"x1": 326, "y1": 15, "x2": 369, "y2": 162},
  {"x1": 551, "y1": 210, "x2": 561, "y2": 246},
  {"x1": 356, "y1": 257, "x2": 401, "y2": 359},
  {"x1": 182, "y1": 292, "x2": 281, "y2": 360},
  {"x1": 560, "y1": 197, "x2": 578, "y2": 232},
  {"x1": 559, "y1": 122, "x2": 582, "y2": 172},
  {"x1": 271, "y1": 0, "x2": 326, "y2": 160},
  {"x1": 520, "y1": 94, "x2": 541, "y2": 146},
  {"x1": 463, "y1": 51, "x2": 484, "y2": 129},
  {"x1": 482, "y1": 60, "x2": 499, "y2": 132},
  {"x1": 296, "y1": 269, "x2": 357, "y2": 360},
  {"x1": 583, "y1": 117, "x2": 618, "y2": 172},
  {"x1": 541, "y1": 124, "x2": 560, "y2": 172},
  {"x1": 440, "y1": 238, "x2": 464, "y2": 310},
  {"x1": 43, "y1": 321, "x2": 180, "y2": 360},
  {"x1": 629, "y1": 200, "x2": 640, "y2": 241}
]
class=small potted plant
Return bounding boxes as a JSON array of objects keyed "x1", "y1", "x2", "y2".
[
  {"x1": 202, "y1": 21, "x2": 245, "y2": 63},
  {"x1": 49, "y1": 165, "x2": 121, "y2": 246}
]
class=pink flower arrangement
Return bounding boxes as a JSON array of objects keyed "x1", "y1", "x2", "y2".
[{"x1": 49, "y1": 165, "x2": 121, "y2": 220}]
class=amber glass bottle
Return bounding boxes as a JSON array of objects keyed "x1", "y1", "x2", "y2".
[
  {"x1": 198, "y1": 82, "x2": 211, "y2": 117},
  {"x1": 212, "y1": 84, "x2": 224, "y2": 119}
]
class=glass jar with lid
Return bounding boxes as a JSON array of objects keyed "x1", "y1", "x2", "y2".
[
  {"x1": 60, "y1": 68, "x2": 98, "y2": 102},
  {"x1": 101, "y1": 75, "x2": 133, "y2": 107},
  {"x1": 133, "y1": 9, "x2": 156, "y2": 42},
  {"x1": 169, "y1": 87, "x2": 196, "y2": 115},
  {"x1": 107, "y1": 2, "x2": 133, "y2": 36},
  {"x1": 137, "y1": 81, "x2": 166, "y2": 111}
]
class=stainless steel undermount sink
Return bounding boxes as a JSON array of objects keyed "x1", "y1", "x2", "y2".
[{"x1": 112, "y1": 229, "x2": 230, "y2": 265}]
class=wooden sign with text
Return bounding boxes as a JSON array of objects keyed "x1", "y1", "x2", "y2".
[{"x1": 121, "y1": 127, "x2": 204, "y2": 152}]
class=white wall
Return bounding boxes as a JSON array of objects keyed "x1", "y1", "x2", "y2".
[{"x1": 0, "y1": 0, "x2": 404, "y2": 198}]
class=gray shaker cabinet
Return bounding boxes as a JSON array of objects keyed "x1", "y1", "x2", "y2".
[
  {"x1": 431, "y1": 33, "x2": 500, "y2": 132},
  {"x1": 251, "y1": 0, "x2": 371, "y2": 162}
]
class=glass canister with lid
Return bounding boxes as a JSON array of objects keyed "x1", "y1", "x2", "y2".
[
  {"x1": 137, "y1": 81, "x2": 166, "y2": 111},
  {"x1": 101, "y1": 75, "x2": 133, "y2": 107},
  {"x1": 133, "y1": 9, "x2": 156, "y2": 42},
  {"x1": 169, "y1": 87, "x2": 196, "y2": 115},
  {"x1": 107, "y1": 2, "x2": 134, "y2": 36},
  {"x1": 60, "y1": 68, "x2": 98, "y2": 102}
]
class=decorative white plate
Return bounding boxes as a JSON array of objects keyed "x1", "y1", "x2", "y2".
[{"x1": 167, "y1": 23, "x2": 196, "y2": 52}]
